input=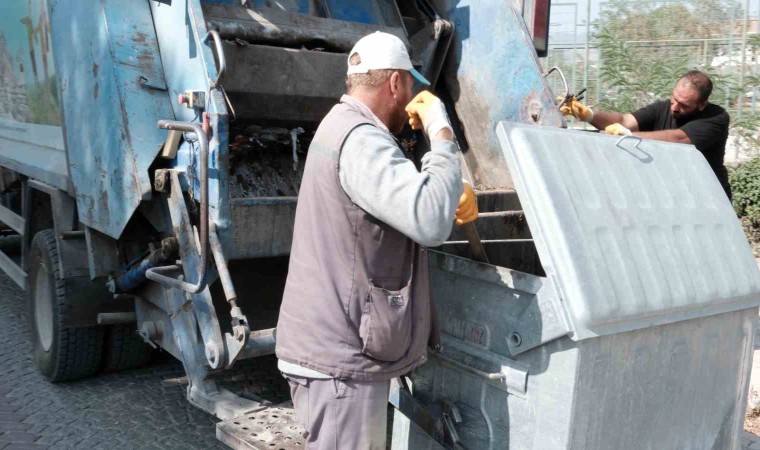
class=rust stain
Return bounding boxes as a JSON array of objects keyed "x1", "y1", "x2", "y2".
[
  {"x1": 132, "y1": 31, "x2": 148, "y2": 45},
  {"x1": 136, "y1": 49, "x2": 154, "y2": 71},
  {"x1": 93, "y1": 82, "x2": 99, "y2": 100},
  {"x1": 92, "y1": 63, "x2": 99, "y2": 78},
  {"x1": 99, "y1": 190, "x2": 110, "y2": 225}
]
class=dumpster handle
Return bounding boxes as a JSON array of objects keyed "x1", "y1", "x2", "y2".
[
  {"x1": 616, "y1": 134, "x2": 643, "y2": 150},
  {"x1": 146, "y1": 120, "x2": 209, "y2": 294},
  {"x1": 204, "y1": 30, "x2": 226, "y2": 89},
  {"x1": 433, "y1": 352, "x2": 506, "y2": 380}
]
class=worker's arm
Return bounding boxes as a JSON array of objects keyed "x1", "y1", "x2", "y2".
[
  {"x1": 591, "y1": 111, "x2": 640, "y2": 132},
  {"x1": 339, "y1": 125, "x2": 462, "y2": 247},
  {"x1": 560, "y1": 97, "x2": 639, "y2": 131},
  {"x1": 634, "y1": 129, "x2": 691, "y2": 144}
]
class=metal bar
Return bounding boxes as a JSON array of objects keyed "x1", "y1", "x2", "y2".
[
  {"x1": 737, "y1": 0, "x2": 750, "y2": 121},
  {"x1": 0, "y1": 249, "x2": 26, "y2": 289},
  {"x1": 209, "y1": 223, "x2": 237, "y2": 307},
  {"x1": 97, "y1": 312, "x2": 137, "y2": 325},
  {"x1": 388, "y1": 378, "x2": 447, "y2": 446},
  {"x1": 27, "y1": 178, "x2": 58, "y2": 196},
  {"x1": 445, "y1": 239, "x2": 534, "y2": 244},
  {"x1": 0, "y1": 203, "x2": 24, "y2": 235},
  {"x1": 59, "y1": 230, "x2": 85, "y2": 240},
  {"x1": 477, "y1": 211, "x2": 524, "y2": 218},
  {"x1": 204, "y1": 30, "x2": 226, "y2": 88},
  {"x1": 21, "y1": 180, "x2": 31, "y2": 270},
  {"x1": 460, "y1": 222, "x2": 489, "y2": 264},
  {"x1": 238, "y1": 328, "x2": 277, "y2": 359},
  {"x1": 433, "y1": 352, "x2": 505, "y2": 380},
  {"x1": 146, "y1": 121, "x2": 209, "y2": 294}
]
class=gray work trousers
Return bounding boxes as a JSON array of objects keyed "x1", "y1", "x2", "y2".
[{"x1": 284, "y1": 374, "x2": 390, "y2": 450}]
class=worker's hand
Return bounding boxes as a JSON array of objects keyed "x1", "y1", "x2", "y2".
[
  {"x1": 406, "y1": 91, "x2": 453, "y2": 139},
  {"x1": 604, "y1": 123, "x2": 632, "y2": 136},
  {"x1": 455, "y1": 182, "x2": 478, "y2": 226},
  {"x1": 559, "y1": 96, "x2": 594, "y2": 122}
]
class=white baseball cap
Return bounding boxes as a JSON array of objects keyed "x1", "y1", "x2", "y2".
[{"x1": 347, "y1": 31, "x2": 431, "y2": 86}]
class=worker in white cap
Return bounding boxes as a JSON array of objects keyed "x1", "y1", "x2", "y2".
[{"x1": 276, "y1": 31, "x2": 477, "y2": 449}]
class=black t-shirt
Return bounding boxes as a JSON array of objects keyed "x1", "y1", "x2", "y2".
[{"x1": 632, "y1": 99, "x2": 731, "y2": 198}]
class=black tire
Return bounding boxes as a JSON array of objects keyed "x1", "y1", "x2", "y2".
[
  {"x1": 102, "y1": 323, "x2": 153, "y2": 372},
  {"x1": 27, "y1": 229, "x2": 104, "y2": 382}
]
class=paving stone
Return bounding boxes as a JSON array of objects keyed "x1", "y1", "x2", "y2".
[
  {"x1": 0, "y1": 424, "x2": 30, "y2": 434},
  {"x1": 0, "y1": 272, "x2": 288, "y2": 449},
  {"x1": 0, "y1": 432, "x2": 37, "y2": 444},
  {"x1": 3, "y1": 444, "x2": 47, "y2": 450},
  {"x1": 0, "y1": 415, "x2": 25, "y2": 424}
]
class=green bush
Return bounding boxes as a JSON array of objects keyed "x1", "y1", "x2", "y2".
[{"x1": 730, "y1": 157, "x2": 760, "y2": 221}]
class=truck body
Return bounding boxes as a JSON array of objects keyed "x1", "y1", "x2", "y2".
[{"x1": 1, "y1": 1, "x2": 759, "y2": 449}]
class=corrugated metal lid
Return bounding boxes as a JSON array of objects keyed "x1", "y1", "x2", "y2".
[{"x1": 496, "y1": 122, "x2": 760, "y2": 340}]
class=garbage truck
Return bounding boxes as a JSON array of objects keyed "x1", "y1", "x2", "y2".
[{"x1": 1, "y1": 0, "x2": 759, "y2": 449}]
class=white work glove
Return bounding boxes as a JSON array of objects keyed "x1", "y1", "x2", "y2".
[{"x1": 405, "y1": 91, "x2": 453, "y2": 139}]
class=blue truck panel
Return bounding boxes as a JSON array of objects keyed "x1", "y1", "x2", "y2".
[
  {"x1": 0, "y1": 0, "x2": 69, "y2": 191},
  {"x1": 432, "y1": 0, "x2": 564, "y2": 188},
  {"x1": 48, "y1": 0, "x2": 173, "y2": 238}
]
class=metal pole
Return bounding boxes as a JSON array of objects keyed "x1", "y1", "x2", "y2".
[
  {"x1": 573, "y1": 2, "x2": 578, "y2": 91},
  {"x1": 737, "y1": 0, "x2": 750, "y2": 120},
  {"x1": 584, "y1": 0, "x2": 591, "y2": 99},
  {"x1": 726, "y1": 1, "x2": 736, "y2": 110}
]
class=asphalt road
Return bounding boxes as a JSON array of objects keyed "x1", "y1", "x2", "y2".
[{"x1": 0, "y1": 273, "x2": 288, "y2": 449}]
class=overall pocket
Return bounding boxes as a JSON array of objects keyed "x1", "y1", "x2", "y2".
[{"x1": 359, "y1": 280, "x2": 413, "y2": 362}]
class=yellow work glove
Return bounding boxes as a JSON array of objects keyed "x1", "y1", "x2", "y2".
[
  {"x1": 558, "y1": 96, "x2": 594, "y2": 122},
  {"x1": 405, "y1": 91, "x2": 453, "y2": 138},
  {"x1": 455, "y1": 182, "x2": 478, "y2": 225},
  {"x1": 604, "y1": 123, "x2": 632, "y2": 136}
]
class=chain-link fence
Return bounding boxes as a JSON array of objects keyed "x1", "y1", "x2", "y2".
[{"x1": 541, "y1": 0, "x2": 759, "y2": 163}]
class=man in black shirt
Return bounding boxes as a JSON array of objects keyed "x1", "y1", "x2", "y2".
[{"x1": 561, "y1": 70, "x2": 732, "y2": 199}]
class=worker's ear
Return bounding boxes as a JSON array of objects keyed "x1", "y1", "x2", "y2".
[{"x1": 389, "y1": 71, "x2": 402, "y2": 99}]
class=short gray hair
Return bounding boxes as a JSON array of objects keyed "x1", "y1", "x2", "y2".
[{"x1": 346, "y1": 52, "x2": 394, "y2": 93}]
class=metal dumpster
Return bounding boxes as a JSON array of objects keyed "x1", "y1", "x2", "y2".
[{"x1": 392, "y1": 122, "x2": 760, "y2": 449}]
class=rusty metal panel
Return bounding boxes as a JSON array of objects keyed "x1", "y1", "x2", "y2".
[
  {"x1": 221, "y1": 43, "x2": 346, "y2": 126},
  {"x1": 203, "y1": 4, "x2": 407, "y2": 52},
  {"x1": 430, "y1": 0, "x2": 564, "y2": 189},
  {"x1": 48, "y1": 0, "x2": 173, "y2": 239}
]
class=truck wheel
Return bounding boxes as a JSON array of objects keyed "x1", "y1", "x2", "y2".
[
  {"x1": 27, "y1": 229, "x2": 104, "y2": 382},
  {"x1": 102, "y1": 323, "x2": 153, "y2": 372}
]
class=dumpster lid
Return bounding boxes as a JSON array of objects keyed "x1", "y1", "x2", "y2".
[{"x1": 495, "y1": 122, "x2": 760, "y2": 340}]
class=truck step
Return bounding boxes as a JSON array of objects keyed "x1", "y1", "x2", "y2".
[{"x1": 216, "y1": 403, "x2": 306, "y2": 449}]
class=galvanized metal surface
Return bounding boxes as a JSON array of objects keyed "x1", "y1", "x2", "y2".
[
  {"x1": 48, "y1": 0, "x2": 173, "y2": 239},
  {"x1": 393, "y1": 250, "x2": 757, "y2": 449},
  {"x1": 216, "y1": 405, "x2": 305, "y2": 450},
  {"x1": 496, "y1": 122, "x2": 760, "y2": 340}
]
